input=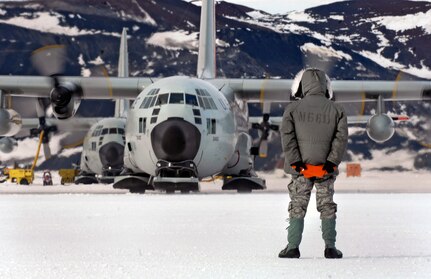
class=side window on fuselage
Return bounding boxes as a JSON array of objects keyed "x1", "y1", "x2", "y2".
[
  {"x1": 139, "y1": 117, "x2": 146, "y2": 134},
  {"x1": 206, "y1": 118, "x2": 217, "y2": 135}
]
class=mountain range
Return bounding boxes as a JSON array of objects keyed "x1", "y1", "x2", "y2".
[{"x1": 0, "y1": 0, "x2": 430, "y2": 171}]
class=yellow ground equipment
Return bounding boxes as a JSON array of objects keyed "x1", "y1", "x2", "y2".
[
  {"x1": 7, "y1": 131, "x2": 44, "y2": 185},
  {"x1": 8, "y1": 168, "x2": 34, "y2": 185},
  {"x1": 59, "y1": 169, "x2": 79, "y2": 185}
]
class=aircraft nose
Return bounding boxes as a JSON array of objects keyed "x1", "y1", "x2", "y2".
[
  {"x1": 151, "y1": 118, "x2": 201, "y2": 162},
  {"x1": 99, "y1": 142, "x2": 124, "y2": 170}
]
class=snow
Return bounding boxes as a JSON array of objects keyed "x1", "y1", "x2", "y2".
[
  {"x1": 282, "y1": 23, "x2": 310, "y2": 33},
  {"x1": 0, "y1": 134, "x2": 76, "y2": 166},
  {"x1": 147, "y1": 30, "x2": 199, "y2": 51},
  {"x1": 335, "y1": 35, "x2": 353, "y2": 44},
  {"x1": 131, "y1": 0, "x2": 157, "y2": 26},
  {"x1": 88, "y1": 56, "x2": 105, "y2": 66},
  {"x1": 0, "y1": 12, "x2": 121, "y2": 37},
  {"x1": 301, "y1": 43, "x2": 352, "y2": 61},
  {"x1": 329, "y1": 15, "x2": 344, "y2": 21},
  {"x1": 286, "y1": 11, "x2": 317, "y2": 23},
  {"x1": 358, "y1": 51, "x2": 431, "y2": 79},
  {"x1": 359, "y1": 50, "x2": 405, "y2": 69},
  {"x1": 373, "y1": 9, "x2": 431, "y2": 35},
  {"x1": 0, "y1": 171, "x2": 431, "y2": 278},
  {"x1": 246, "y1": 10, "x2": 267, "y2": 19}
]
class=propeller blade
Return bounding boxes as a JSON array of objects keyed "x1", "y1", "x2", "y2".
[
  {"x1": 259, "y1": 139, "x2": 268, "y2": 158},
  {"x1": 43, "y1": 142, "x2": 52, "y2": 160},
  {"x1": 251, "y1": 123, "x2": 261, "y2": 130},
  {"x1": 262, "y1": 102, "x2": 271, "y2": 115},
  {"x1": 270, "y1": 124, "x2": 279, "y2": 131},
  {"x1": 31, "y1": 45, "x2": 66, "y2": 77}
]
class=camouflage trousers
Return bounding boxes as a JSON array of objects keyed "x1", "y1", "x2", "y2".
[{"x1": 288, "y1": 175, "x2": 337, "y2": 219}]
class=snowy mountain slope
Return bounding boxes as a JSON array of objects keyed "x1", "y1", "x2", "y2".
[{"x1": 0, "y1": 0, "x2": 430, "y2": 171}]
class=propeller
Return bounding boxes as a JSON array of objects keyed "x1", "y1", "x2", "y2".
[
  {"x1": 251, "y1": 103, "x2": 279, "y2": 158},
  {"x1": 29, "y1": 98, "x2": 58, "y2": 159},
  {"x1": 30, "y1": 45, "x2": 68, "y2": 159}
]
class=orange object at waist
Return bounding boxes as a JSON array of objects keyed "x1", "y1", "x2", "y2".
[{"x1": 292, "y1": 164, "x2": 334, "y2": 179}]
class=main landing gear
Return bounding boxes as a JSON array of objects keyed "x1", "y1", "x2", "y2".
[{"x1": 221, "y1": 176, "x2": 266, "y2": 193}]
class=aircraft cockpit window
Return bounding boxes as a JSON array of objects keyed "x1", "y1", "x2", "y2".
[
  {"x1": 196, "y1": 89, "x2": 210, "y2": 96},
  {"x1": 92, "y1": 125, "x2": 103, "y2": 137},
  {"x1": 149, "y1": 96, "x2": 158, "y2": 107},
  {"x1": 208, "y1": 98, "x2": 218, "y2": 110},
  {"x1": 197, "y1": 96, "x2": 204, "y2": 108},
  {"x1": 218, "y1": 99, "x2": 227, "y2": 110},
  {"x1": 109, "y1": 128, "x2": 117, "y2": 134},
  {"x1": 156, "y1": 94, "x2": 169, "y2": 105},
  {"x1": 118, "y1": 128, "x2": 125, "y2": 135},
  {"x1": 186, "y1": 94, "x2": 198, "y2": 106},
  {"x1": 202, "y1": 98, "x2": 211, "y2": 110},
  {"x1": 147, "y1": 88, "x2": 160, "y2": 96},
  {"x1": 131, "y1": 97, "x2": 142, "y2": 109},
  {"x1": 140, "y1": 97, "x2": 152, "y2": 109},
  {"x1": 196, "y1": 89, "x2": 218, "y2": 110},
  {"x1": 169, "y1": 93, "x2": 184, "y2": 104},
  {"x1": 101, "y1": 128, "x2": 109, "y2": 135}
]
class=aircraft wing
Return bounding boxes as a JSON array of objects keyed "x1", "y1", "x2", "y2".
[
  {"x1": 209, "y1": 79, "x2": 431, "y2": 103},
  {"x1": 21, "y1": 117, "x2": 104, "y2": 131},
  {"x1": 1, "y1": 75, "x2": 430, "y2": 103},
  {"x1": 249, "y1": 115, "x2": 409, "y2": 126},
  {"x1": 249, "y1": 116, "x2": 370, "y2": 126},
  {"x1": 0, "y1": 76, "x2": 155, "y2": 99}
]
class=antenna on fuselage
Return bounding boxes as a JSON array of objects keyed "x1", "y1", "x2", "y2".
[
  {"x1": 197, "y1": 0, "x2": 216, "y2": 79},
  {"x1": 115, "y1": 28, "x2": 130, "y2": 118}
]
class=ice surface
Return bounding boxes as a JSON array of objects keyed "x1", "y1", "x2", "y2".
[
  {"x1": 0, "y1": 186, "x2": 430, "y2": 278},
  {"x1": 1, "y1": 172, "x2": 431, "y2": 278}
]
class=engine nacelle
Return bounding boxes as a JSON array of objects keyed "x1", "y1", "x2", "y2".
[
  {"x1": 0, "y1": 109, "x2": 22, "y2": 137},
  {"x1": 366, "y1": 114, "x2": 395, "y2": 143},
  {"x1": 0, "y1": 137, "x2": 17, "y2": 153},
  {"x1": 50, "y1": 82, "x2": 82, "y2": 119}
]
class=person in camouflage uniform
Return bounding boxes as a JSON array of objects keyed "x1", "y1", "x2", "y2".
[{"x1": 278, "y1": 68, "x2": 348, "y2": 259}]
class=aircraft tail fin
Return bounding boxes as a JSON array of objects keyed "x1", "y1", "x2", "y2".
[
  {"x1": 197, "y1": 0, "x2": 216, "y2": 79},
  {"x1": 115, "y1": 28, "x2": 130, "y2": 118}
]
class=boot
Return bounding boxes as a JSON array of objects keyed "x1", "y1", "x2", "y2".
[
  {"x1": 321, "y1": 218, "x2": 342, "y2": 259},
  {"x1": 324, "y1": 247, "x2": 343, "y2": 259},
  {"x1": 278, "y1": 218, "x2": 304, "y2": 258},
  {"x1": 278, "y1": 245, "x2": 300, "y2": 258}
]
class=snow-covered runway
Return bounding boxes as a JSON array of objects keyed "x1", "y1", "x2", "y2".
[{"x1": 0, "y1": 191, "x2": 430, "y2": 278}]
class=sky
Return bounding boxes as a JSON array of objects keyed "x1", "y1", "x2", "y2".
[{"x1": 225, "y1": 0, "x2": 431, "y2": 14}]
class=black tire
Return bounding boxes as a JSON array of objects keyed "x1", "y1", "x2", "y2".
[
  {"x1": 20, "y1": 179, "x2": 29, "y2": 185},
  {"x1": 130, "y1": 188, "x2": 146, "y2": 194},
  {"x1": 237, "y1": 186, "x2": 252, "y2": 193}
]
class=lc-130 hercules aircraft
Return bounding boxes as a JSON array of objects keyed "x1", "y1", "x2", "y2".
[{"x1": 0, "y1": 0, "x2": 430, "y2": 193}]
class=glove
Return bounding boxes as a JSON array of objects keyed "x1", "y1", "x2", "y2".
[
  {"x1": 322, "y1": 161, "x2": 337, "y2": 173},
  {"x1": 291, "y1": 161, "x2": 307, "y2": 173}
]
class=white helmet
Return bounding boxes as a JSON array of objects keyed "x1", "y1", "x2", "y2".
[{"x1": 291, "y1": 68, "x2": 333, "y2": 100}]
